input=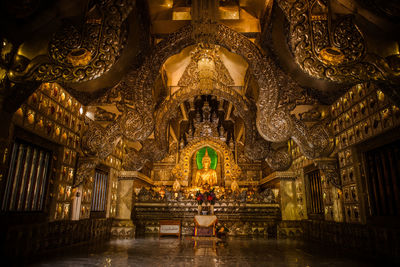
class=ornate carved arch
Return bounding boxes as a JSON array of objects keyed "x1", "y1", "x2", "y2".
[
  {"x1": 83, "y1": 22, "x2": 332, "y2": 175},
  {"x1": 114, "y1": 24, "x2": 332, "y2": 159},
  {"x1": 171, "y1": 137, "x2": 241, "y2": 184}
]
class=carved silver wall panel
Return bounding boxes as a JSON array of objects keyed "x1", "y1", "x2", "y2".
[
  {"x1": 81, "y1": 119, "x2": 121, "y2": 159},
  {"x1": 122, "y1": 139, "x2": 167, "y2": 171}
]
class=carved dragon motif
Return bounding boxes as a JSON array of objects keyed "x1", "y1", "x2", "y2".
[
  {"x1": 8, "y1": 0, "x2": 133, "y2": 83},
  {"x1": 314, "y1": 157, "x2": 341, "y2": 188},
  {"x1": 122, "y1": 139, "x2": 167, "y2": 171},
  {"x1": 75, "y1": 157, "x2": 99, "y2": 186},
  {"x1": 265, "y1": 146, "x2": 293, "y2": 171},
  {"x1": 276, "y1": 0, "x2": 400, "y2": 83},
  {"x1": 82, "y1": 22, "x2": 333, "y2": 172}
]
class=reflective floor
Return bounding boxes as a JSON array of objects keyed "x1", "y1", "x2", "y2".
[{"x1": 31, "y1": 237, "x2": 384, "y2": 267}]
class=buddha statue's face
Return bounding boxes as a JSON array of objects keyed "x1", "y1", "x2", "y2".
[{"x1": 202, "y1": 158, "x2": 211, "y2": 170}]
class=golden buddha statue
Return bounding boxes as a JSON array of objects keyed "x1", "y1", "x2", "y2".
[
  {"x1": 173, "y1": 179, "x2": 181, "y2": 192},
  {"x1": 231, "y1": 179, "x2": 239, "y2": 193},
  {"x1": 194, "y1": 149, "x2": 217, "y2": 187}
]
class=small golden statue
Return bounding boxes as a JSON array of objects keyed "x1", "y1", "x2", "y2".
[
  {"x1": 194, "y1": 148, "x2": 217, "y2": 187},
  {"x1": 231, "y1": 179, "x2": 239, "y2": 193},
  {"x1": 173, "y1": 179, "x2": 181, "y2": 192}
]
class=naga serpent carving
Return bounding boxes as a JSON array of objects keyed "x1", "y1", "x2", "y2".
[
  {"x1": 8, "y1": 0, "x2": 133, "y2": 83},
  {"x1": 276, "y1": 0, "x2": 400, "y2": 83},
  {"x1": 83, "y1": 23, "x2": 334, "y2": 172},
  {"x1": 122, "y1": 139, "x2": 166, "y2": 171}
]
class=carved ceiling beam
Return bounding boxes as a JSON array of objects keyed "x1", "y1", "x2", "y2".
[
  {"x1": 6, "y1": 0, "x2": 134, "y2": 84},
  {"x1": 276, "y1": 0, "x2": 400, "y2": 84},
  {"x1": 243, "y1": 69, "x2": 251, "y2": 96}
]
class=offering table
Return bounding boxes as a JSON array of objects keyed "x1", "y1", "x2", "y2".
[{"x1": 194, "y1": 215, "x2": 217, "y2": 237}]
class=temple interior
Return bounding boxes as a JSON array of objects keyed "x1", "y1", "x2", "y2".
[{"x1": 0, "y1": 0, "x2": 399, "y2": 265}]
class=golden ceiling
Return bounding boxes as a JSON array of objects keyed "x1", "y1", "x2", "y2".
[{"x1": 147, "y1": 0, "x2": 272, "y2": 36}]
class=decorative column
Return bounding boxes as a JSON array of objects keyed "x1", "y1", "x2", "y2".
[
  {"x1": 111, "y1": 171, "x2": 146, "y2": 239},
  {"x1": 116, "y1": 178, "x2": 134, "y2": 220},
  {"x1": 278, "y1": 173, "x2": 301, "y2": 221},
  {"x1": 261, "y1": 171, "x2": 300, "y2": 220},
  {"x1": 261, "y1": 171, "x2": 303, "y2": 239},
  {"x1": 314, "y1": 157, "x2": 344, "y2": 222}
]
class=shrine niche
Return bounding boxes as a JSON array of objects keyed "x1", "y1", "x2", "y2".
[
  {"x1": 172, "y1": 137, "x2": 241, "y2": 187},
  {"x1": 193, "y1": 147, "x2": 218, "y2": 187}
]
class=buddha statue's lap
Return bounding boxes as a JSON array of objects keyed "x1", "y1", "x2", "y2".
[{"x1": 195, "y1": 169, "x2": 217, "y2": 186}]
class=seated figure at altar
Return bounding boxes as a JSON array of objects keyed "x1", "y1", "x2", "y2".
[{"x1": 194, "y1": 149, "x2": 217, "y2": 187}]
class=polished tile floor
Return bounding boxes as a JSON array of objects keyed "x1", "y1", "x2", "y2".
[{"x1": 31, "y1": 237, "x2": 384, "y2": 267}]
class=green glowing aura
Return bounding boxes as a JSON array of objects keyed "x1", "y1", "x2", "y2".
[{"x1": 196, "y1": 147, "x2": 218, "y2": 170}]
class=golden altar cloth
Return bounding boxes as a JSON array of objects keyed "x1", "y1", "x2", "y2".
[
  {"x1": 194, "y1": 215, "x2": 217, "y2": 227},
  {"x1": 194, "y1": 215, "x2": 217, "y2": 236}
]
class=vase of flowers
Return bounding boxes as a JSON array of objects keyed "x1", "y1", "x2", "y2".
[
  {"x1": 204, "y1": 188, "x2": 216, "y2": 215},
  {"x1": 196, "y1": 189, "x2": 217, "y2": 215},
  {"x1": 196, "y1": 191, "x2": 203, "y2": 215}
]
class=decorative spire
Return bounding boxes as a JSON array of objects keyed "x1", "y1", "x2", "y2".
[{"x1": 202, "y1": 148, "x2": 211, "y2": 163}]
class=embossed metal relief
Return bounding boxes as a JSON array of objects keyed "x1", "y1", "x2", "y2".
[
  {"x1": 314, "y1": 157, "x2": 341, "y2": 188},
  {"x1": 277, "y1": 0, "x2": 400, "y2": 83},
  {"x1": 291, "y1": 117, "x2": 335, "y2": 159},
  {"x1": 94, "y1": 107, "x2": 117, "y2": 122},
  {"x1": 178, "y1": 44, "x2": 235, "y2": 89},
  {"x1": 81, "y1": 118, "x2": 121, "y2": 159},
  {"x1": 75, "y1": 157, "x2": 98, "y2": 186},
  {"x1": 275, "y1": 68, "x2": 319, "y2": 110},
  {"x1": 244, "y1": 136, "x2": 271, "y2": 161},
  {"x1": 265, "y1": 147, "x2": 293, "y2": 171},
  {"x1": 8, "y1": 0, "x2": 133, "y2": 83},
  {"x1": 122, "y1": 139, "x2": 167, "y2": 171}
]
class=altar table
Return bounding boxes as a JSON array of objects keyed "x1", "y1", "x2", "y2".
[{"x1": 194, "y1": 215, "x2": 217, "y2": 236}]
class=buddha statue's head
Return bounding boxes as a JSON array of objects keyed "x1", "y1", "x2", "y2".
[{"x1": 202, "y1": 149, "x2": 212, "y2": 170}]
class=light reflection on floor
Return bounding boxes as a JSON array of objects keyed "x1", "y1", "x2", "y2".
[{"x1": 31, "y1": 236, "x2": 382, "y2": 266}]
